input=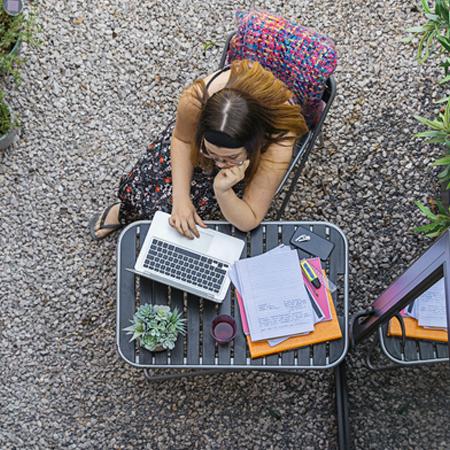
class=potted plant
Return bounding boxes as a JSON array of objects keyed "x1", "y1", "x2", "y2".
[
  {"x1": 0, "y1": 90, "x2": 17, "y2": 149},
  {"x1": 0, "y1": 5, "x2": 39, "y2": 82},
  {"x1": 124, "y1": 304, "x2": 186, "y2": 352}
]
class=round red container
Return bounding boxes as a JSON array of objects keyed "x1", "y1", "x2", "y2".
[{"x1": 211, "y1": 314, "x2": 237, "y2": 344}]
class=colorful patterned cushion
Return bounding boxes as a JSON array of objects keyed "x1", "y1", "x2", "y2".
[{"x1": 227, "y1": 10, "x2": 337, "y2": 125}]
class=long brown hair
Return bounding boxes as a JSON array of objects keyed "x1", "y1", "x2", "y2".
[{"x1": 190, "y1": 59, "x2": 308, "y2": 183}]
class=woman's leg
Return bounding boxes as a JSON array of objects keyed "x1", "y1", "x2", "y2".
[
  {"x1": 90, "y1": 139, "x2": 171, "y2": 239},
  {"x1": 91, "y1": 203, "x2": 121, "y2": 239}
]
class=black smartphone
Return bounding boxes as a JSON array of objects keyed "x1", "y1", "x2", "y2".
[{"x1": 290, "y1": 226, "x2": 335, "y2": 260}]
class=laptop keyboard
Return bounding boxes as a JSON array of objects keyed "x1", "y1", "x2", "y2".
[{"x1": 143, "y1": 238, "x2": 229, "y2": 293}]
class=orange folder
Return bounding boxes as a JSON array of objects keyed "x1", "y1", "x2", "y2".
[
  {"x1": 246, "y1": 273, "x2": 343, "y2": 359},
  {"x1": 388, "y1": 317, "x2": 448, "y2": 343}
]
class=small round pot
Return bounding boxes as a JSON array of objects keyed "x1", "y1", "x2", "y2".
[
  {"x1": 0, "y1": 102, "x2": 17, "y2": 150},
  {"x1": 140, "y1": 342, "x2": 166, "y2": 352},
  {"x1": 151, "y1": 344, "x2": 165, "y2": 352}
]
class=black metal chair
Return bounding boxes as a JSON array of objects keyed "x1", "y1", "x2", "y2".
[
  {"x1": 218, "y1": 32, "x2": 337, "y2": 220},
  {"x1": 351, "y1": 229, "x2": 450, "y2": 370}
]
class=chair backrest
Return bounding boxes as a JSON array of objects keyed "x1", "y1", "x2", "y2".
[{"x1": 218, "y1": 32, "x2": 336, "y2": 196}]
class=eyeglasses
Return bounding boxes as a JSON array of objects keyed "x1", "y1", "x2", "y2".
[{"x1": 200, "y1": 139, "x2": 247, "y2": 167}]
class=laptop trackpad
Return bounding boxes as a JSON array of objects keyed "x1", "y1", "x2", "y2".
[
  {"x1": 190, "y1": 232, "x2": 213, "y2": 253},
  {"x1": 171, "y1": 230, "x2": 213, "y2": 254}
]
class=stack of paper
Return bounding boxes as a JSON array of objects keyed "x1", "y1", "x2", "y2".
[
  {"x1": 229, "y1": 245, "x2": 343, "y2": 358},
  {"x1": 229, "y1": 245, "x2": 315, "y2": 342},
  {"x1": 388, "y1": 278, "x2": 448, "y2": 342}
]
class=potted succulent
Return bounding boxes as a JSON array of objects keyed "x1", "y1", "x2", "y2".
[
  {"x1": 124, "y1": 304, "x2": 186, "y2": 352},
  {"x1": 0, "y1": 90, "x2": 17, "y2": 149},
  {"x1": 0, "y1": 5, "x2": 39, "y2": 82}
]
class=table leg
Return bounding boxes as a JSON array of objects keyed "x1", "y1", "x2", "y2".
[{"x1": 335, "y1": 361, "x2": 351, "y2": 450}]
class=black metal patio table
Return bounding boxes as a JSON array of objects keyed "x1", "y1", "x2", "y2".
[{"x1": 116, "y1": 220, "x2": 350, "y2": 449}]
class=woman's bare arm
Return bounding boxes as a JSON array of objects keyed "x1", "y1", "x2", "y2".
[
  {"x1": 215, "y1": 139, "x2": 294, "y2": 232},
  {"x1": 169, "y1": 84, "x2": 207, "y2": 238},
  {"x1": 170, "y1": 135, "x2": 194, "y2": 204}
]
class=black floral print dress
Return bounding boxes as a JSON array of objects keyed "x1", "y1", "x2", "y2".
[{"x1": 117, "y1": 121, "x2": 244, "y2": 225}]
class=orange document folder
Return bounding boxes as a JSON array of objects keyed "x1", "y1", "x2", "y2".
[
  {"x1": 245, "y1": 274, "x2": 343, "y2": 359},
  {"x1": 388, "y1": 317, "x2": 448, "y2": 343}
]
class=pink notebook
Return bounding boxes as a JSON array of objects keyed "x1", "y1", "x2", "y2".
[
  {"x1": 303, "y1": 258, "x2": 332, "y2": 321},
  {"x1": 236, "y1": 290, "x2": 249, "y2": 335}
]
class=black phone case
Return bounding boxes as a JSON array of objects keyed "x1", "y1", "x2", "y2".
[{"x1": 290, "y1": 226, "x2": 335, "y2": 260}]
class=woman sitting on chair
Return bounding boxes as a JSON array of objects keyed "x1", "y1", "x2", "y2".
[{"x1": 90, "y1": 59, "x2": 308, "y2": 240}]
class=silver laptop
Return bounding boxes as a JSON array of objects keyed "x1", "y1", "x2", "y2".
[{"x1": 133, "y1": 211, "x2": 245, "y2": 303}]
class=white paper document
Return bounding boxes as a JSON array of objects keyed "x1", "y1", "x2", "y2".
[
  {"x1": 417, "y1": 278, "x2": 447, "y2": 329},
  {"x1": 232, "y1": 247, "x2": 314, "y2": 341}
]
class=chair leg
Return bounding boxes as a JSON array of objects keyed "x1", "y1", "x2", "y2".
[
  {"x1": 365, "y1": 335, "x2": 405, "y2": 371},
  {"x1": 335, "y1": 361, "x2": 351, "y2": 450}
]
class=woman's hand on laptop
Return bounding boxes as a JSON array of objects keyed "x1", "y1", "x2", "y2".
[{"x1": 169, "y1": 199, "x2": 207, "y2": 239}]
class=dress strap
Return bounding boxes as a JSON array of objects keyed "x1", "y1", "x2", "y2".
[
  {"x1": 163, "y1": 65, "x2": 232, "y2": 143},
  {"x1": 205, "y1": 64, "x2": 231, "y2": 93}
]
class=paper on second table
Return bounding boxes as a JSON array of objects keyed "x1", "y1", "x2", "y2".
[{"x1": 417, "y1": 278, "x2": 447, "y2": 329}]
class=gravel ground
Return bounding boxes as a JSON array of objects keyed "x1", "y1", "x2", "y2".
[{"x1": 1, "y1": 0, "x2": 449, "y2": 449}]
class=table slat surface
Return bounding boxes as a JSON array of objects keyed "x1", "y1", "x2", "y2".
[
  {"x1": 329, "y1": 227, "x2": 346, "y2": 364},
  {"x1": 232, "y1": 229, "x2": 248, "y2": 365},
  {"x1": 311, "y1": 225, "x2": 329, "y2": 366},
  {"x1": 118, "y1": 226, "x2": 137, "y2": 364},
  {"x1": 117, "y1": 221, "x2": 348, "y2": 369},
  {"x1": 381, "y1": 324, "x2": 449, "y2": 364},
  {"x1": 281, "y1": 224, "x2": 298, "y2": 366}
]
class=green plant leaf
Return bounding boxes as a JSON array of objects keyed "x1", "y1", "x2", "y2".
[
  {"x1": 414, "y1": 115, "x2": 444, "y2": 128},
  {"x1": 417, "y1": 32, "x2": 432, "y2": 63},
  {"x1": 415, "y1": 131, "x2": 446, "y2": 138},
  {"x1": 436, "y1": 95, "x2": 450, "y2": 103},
  {"x1": 436, "y1": 34, "x2": 450, "y2": 52},
  {"x1": 433, "y1": 155, "x2": 450, "y2": 165},
  {"x1": 428, "y1": 229, "x2": 446, "y2": 237},
  {"x1": 424, "y1": 13, "x2": 440, "y2": 21},
  {"x1": 445, "y1": 99, "x2": 450, "y2": 124},
  {"x1": 435, "y1": 0, "x2": 443, "y2": 18},
  {"x1": 439, "y1": 74, "x2": 450, "y2": 84},
  {"x1": 406, "y1": 26, "x2": 428, "y2": 33},
  {"x1": 416, "y1": 201, "x2": 438, "y2": 220},
  {"x1": 437, "y1": 166, "x2": 450, "y2": 179},
  {"x1": 428, "y1": 137, "x2": 450, "y2": 144},
  {"x1": 421, "y1": 0, "x2": 432, "y2": 14},
  {"x1": 435, "y1": 198, "x2": 449, "y2": 215},
  {"x1": 440, "y1": 58, "x2": 450, "y2": 74},
  {"x1": 202, "y1": 40, "x2": 217, "y2": 51},
  {"x1": 414, "y1": 222, "x2": 441, "y2": 233}
]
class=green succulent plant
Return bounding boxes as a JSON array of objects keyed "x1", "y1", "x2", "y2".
[
  {"x1": 124, "y1": 304, "x2": 186, "y2": 351},
  {"x1": 0, "y1": 90, "x2": 11, "y2": 135},
  {"x1": 0, "y1": 5, "x2": 41, "y2": 83},
  {"x1": 405, "y1": 0, "x2": 450, "y2": 64}
]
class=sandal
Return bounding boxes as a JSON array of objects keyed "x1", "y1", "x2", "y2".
[{"x1": 89, "y1": 202, "x2": 123, "y2": 241}]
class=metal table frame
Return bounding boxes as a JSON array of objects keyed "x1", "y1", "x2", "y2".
[{"x1": 116, "y1": 220, "x2": 350, "y2": 449}]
